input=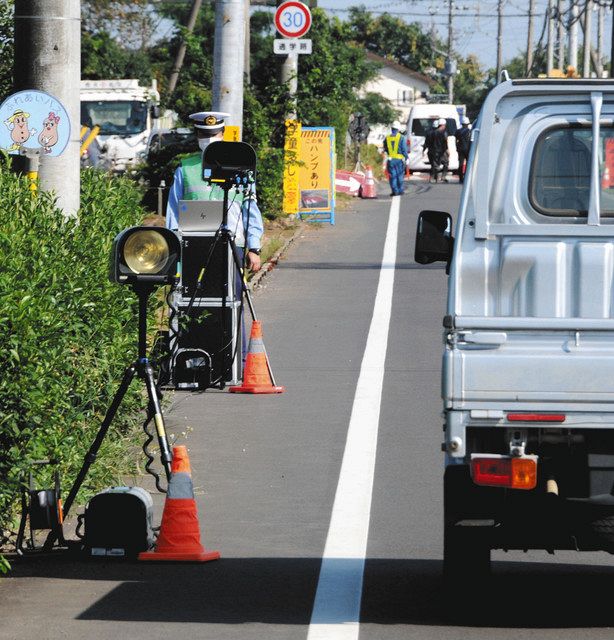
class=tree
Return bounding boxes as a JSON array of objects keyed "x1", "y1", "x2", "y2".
[
  {"x1": 82, "y1": 0, "x2": 161, "y2": 51},
  {"x1": 346, "y1": 7, "x2": 444, "y2": 75},
  {"x1": 82, "y1": 30, "x2": 153, "y2": 82},
  {"x1": 0, "y1": 0, "x2": 13, "y2": 101},
  {"x1": 454, "y1": 55, "x2": 488, "y2": 120},
  {"x1": 355, "y1": 91, "x2": 398, "y2": 127}
]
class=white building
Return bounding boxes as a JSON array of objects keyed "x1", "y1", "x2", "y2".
[{"x1": 359, "y1": 52, "x2": 433, "y2": 147}]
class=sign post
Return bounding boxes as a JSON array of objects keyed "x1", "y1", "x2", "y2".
[{"x1": 274, "y1": 1, "x2": 312, "y2": 119}]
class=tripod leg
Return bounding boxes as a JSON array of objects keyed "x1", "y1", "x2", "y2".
[
  {"x1": 228, "y1": 238, "x2": 279, "y2": 388},
  {"x1": 142, "y1": 361, "x2": 173, "y2": 481},
  {"x1": 43, "y1": 363, "x2": 138, "y2": 549}
]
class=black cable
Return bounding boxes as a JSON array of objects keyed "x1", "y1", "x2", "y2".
[{"x1": 142, "y1": 403, "x2": 167, "y2": 494}]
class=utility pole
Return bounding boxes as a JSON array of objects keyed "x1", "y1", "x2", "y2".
[
  {"x1": 526, "y1": 0, "x2": 535, "y2": 76},
  {"x1": 597, "y1": 2, "x2": 604, "y2": 76},
  {"x1": 245, "y1": 0, "x2": 251, "y2": 84},
  {"x1": 569, "y1": 0, "x2": 578, "y2": 71},
  {"x1": 496, "y1": 0, "x2": 503, "y2": 81},
  {"x1": 557, "y1": 0, "x2": 565, "y2": 70},
  {"x1": 447, "y1": 0, "x2": 454, "y2": 103},
  {"x1": 547, "y1": 0, "x2": 554, "y2": 75},
  {"x1": 583, "y1": 0, "x2": 592, "y2": 77},
  {"x1": 14, "y1": 0, "x2": 80, "y2": 218},
  {"x1": 212, "y1": 0, "x2": 246, "y2": 135},
  {"x1": 168, "y1": 0, "x2": 203, "y2": 96}
]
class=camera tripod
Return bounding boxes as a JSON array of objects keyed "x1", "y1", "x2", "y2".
[
  {"x1": 43, "y1": 283, "x2": 173, "y2": 550},
  {"x1": 185, "y1": 181, "x2": 278, "y2": 386}
]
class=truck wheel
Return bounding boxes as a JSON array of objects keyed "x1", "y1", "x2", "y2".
[{"x1": 443, "y1": 465, "x2": 491, "y2": 583}]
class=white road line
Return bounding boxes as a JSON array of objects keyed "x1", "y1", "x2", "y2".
[{"x1": 307, "y1": 196, "x2": 401, "y2": 640}]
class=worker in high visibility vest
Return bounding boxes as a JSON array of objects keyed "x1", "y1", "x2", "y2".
[{"x1": 383, "y1": 121, "x2": 408, "y2": 196}]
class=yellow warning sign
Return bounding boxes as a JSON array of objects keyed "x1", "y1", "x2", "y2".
[
  {"x1": 283, "y1": 120, "x2": 301, "y2": 214},
  {"x1": 298, "y1": 127, "x2": 335, "y2": 223}
]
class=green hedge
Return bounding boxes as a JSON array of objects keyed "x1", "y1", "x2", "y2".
[{"x1": 0, "y1": 165, "x2": 153, "y2": 554}]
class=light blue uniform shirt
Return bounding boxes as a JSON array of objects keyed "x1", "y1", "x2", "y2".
[{"x1": 166, "y1": 164, "x2": 264, "y2": 250}]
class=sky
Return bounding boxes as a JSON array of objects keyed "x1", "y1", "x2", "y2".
[{"x1": 315, "y1": 0, "x2": 613, "y2": 71}]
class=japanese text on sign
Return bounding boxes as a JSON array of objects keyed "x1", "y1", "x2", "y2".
[
  {"x1": 298, "y1": 127, "x2": 335, "y2": 224},
  {"x1": 283, "y1": 120, "x2": 302, "y2": 214}
]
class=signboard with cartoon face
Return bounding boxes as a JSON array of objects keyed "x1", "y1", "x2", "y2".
[{"x1": 0, "y1": 90, "x2": 71, "y2": 157}]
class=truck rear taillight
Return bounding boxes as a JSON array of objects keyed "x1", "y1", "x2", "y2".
[
  {"x1": 507, "y1": 413, "x2": 565, "y2": 423},
  {"x1": 471, "y1": 455, "x2": 538, "y2": 490}
]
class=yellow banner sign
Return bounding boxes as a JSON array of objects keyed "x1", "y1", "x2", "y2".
[
  {"x1": 283, "y1": 119, "x2": 301, "y2": 214},
  {"x1": 298, "y1": 127, "x2": 335, "y2": 224}
]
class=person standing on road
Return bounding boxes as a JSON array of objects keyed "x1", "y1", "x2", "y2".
[
  {"x1": 166, "y1": 111, "x2": 264, "y2": 274},
  {"x1": 423, "y1": 118, "x2": 449, "y2": 183},
  {"x1": 455, "y1": 116, "x2": 472, "y2": 184},
  {"x1": 383, "y1": 121, "x2": 408, "y2": 196}
]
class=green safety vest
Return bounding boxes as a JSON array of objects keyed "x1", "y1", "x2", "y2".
[
  {"x1": 180, "y1": 153, "x2": 245, "y2": 203},
  {"x1": 385, "y1": 133, "x2": 404, "y2": 160}
]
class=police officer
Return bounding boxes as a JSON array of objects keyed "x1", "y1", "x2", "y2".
[
  {"x1": 384, "y1": 121, "x2": 408, "y2": 196},
  {"x1": 455, "y1": 116, "x2": 472, "y2": 184},
  {"x1": 166, "y1": 111, "x2": 264, "y2": 272},
  {"x1": 424, "y1": 118, "x2": 448, "y2": 183}
]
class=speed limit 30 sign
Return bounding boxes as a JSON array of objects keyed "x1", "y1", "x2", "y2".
[{"x1": 274, "y1": 1, "x2": 312, "y2": 39}]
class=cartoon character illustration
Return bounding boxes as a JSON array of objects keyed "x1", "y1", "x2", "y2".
[
  {"x1": 4, "y1": 109, "x2": 37, "y2": 151},
  {"x1": 38, "y1": 112, "x2": 60, "y2": 154}
]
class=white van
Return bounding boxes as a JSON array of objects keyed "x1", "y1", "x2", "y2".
[{"x1": 406, "y1": 103, "x2": 460, "y2": 174}]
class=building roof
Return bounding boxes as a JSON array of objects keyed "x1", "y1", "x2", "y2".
[{"x1": 365, "y1": 51, "x2": 433, "y2": 87}]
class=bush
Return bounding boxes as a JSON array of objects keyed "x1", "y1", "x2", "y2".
[{"x1": 0, "y1": 165, "x2": 152, "y2": 551}]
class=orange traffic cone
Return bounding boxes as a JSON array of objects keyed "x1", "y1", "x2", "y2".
[
  {"x1": 139, "y1": 445, "x2": 220, "y2": 562},
  {"x1": 360, "y1": 165, "x2": 377, "y2": 199},
  {"x1": 229, "y1": 320, "x2": 285, "y2": 394}
]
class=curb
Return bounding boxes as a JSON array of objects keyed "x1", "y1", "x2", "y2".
[{"x1": 251, "y1": 225, "x2": 304, "y2": 289}]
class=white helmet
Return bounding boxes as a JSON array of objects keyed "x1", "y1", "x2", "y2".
[
  {"x1": 461, "y1": 116, "x2": 470, "y2": 125},
  {"x1": 392, "y1": 120, "x2": 402, "y2": 130},
  {"x1": 438, "y1": 118, "x2": 447, "y2": 127}
]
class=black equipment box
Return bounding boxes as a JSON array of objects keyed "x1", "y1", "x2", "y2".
[
  {"x1": 170, "y1": 300, "x2": 242, "y2": 389},
  {"x1": 84, "y1": 486, "x2": 154, "y2": 558},
  {"x1": 180, "y1": 234, "x2": 237, "y2": 301}
]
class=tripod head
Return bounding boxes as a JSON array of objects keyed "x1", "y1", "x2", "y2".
[{"x1": 202, "y1": 141, "x2": 256, "y2": 191}]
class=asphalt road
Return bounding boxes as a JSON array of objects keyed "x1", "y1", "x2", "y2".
[{"x1": 3, "y1": 182, "x2": 614, "y2": 639}]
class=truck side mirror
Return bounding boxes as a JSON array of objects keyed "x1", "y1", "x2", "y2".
[
  {"x1": 415, "y1": 210, "x2": 454, "y2": 271},
  {"x1": 150, "y1": 105, "x2": 161, "y2": 119}
]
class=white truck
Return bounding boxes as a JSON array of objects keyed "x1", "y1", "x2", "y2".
[
  {"x1": 80, "y1": 79, "x2": 173, "y2": 172},
  {"x1": 415, "y1": 78, "x2": 614, "y2": 582}
]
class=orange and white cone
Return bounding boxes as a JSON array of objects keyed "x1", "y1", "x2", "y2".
[
  {"x1": 139, "y1": 445, "x2": 220, "y2": 562},
  {"x1": 229, "y1": 321, "x2": 285, "y2": 394},
  {"x1": 360, "y1": 165, "x2": 377, "y2": 199}
]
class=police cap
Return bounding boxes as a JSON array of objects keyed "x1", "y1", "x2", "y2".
[{"x1": 189, "y1": 111, "x2": 230, "y2": 135}]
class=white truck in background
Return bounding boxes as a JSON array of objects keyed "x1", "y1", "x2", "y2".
[{"x1": 80, "y1": 79, "x2": 175, "y2": 172}]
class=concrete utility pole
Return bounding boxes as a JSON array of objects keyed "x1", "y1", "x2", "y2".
[
  {"x1": 597, "y1": 3, "x2": 604, "y2": 76},
  {"x1": 569, "y1": 0, "x2": 578, "y2": 71},
  {"x1": 14, "y1": 0, "x2": 80, "y2": 218},
  {"x1": 526, "y1": 0, "x2": 535, "y2": 76},
  {"x1": 547, "y1": 0, "x2": 555, "y2": 75},
  {"x1": 168, "y1": 0, "x2": 203, "y2": 96},
  {"x1": 212, "y1": 0, "x2": 246, "y2": 135},
  {"x1": 496, "y1": 0, "x2": 503, "y2": 81},
  {"x1": 583, "y1": 0, "x2": 593, "y2": 77},
  {"x1": 557, "y1": 0, "x2": 565, "y2": 69},
  {"x1": 447, "y1": 0, "x2": 454, "y2": 103}
]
